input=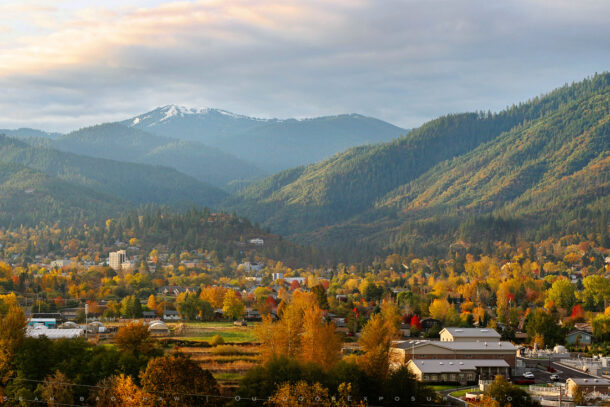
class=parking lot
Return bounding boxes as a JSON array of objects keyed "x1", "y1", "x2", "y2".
[{"x1": 517, "y1": 361, "x2": 597, "y2": 385}]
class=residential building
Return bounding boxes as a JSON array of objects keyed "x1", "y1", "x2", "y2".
[
  {"x1": 566, "y1": 329, "x2": 593, "y2": 346},
  {"x1": 420, "y1": 318, "x2": 442, "y2": 331},
  {"x1": 440, "y1": 327, "x2": 501, "y2": 342},
  {"x1": 567, "y1": 377, "x2": 610, "y2": 397},
  {"x1": 50, "y1": 259, "x2": 73, "y2": 268},
  {"x1": 163, "y1": 310, "x2": 180, "y2": 320},
  {"x1": 249, "y1": 238, "x2": 264, "y2": 246},
  {"x1": 109, "y1": 250, "x2": 127, "y2": 271},
  {"x1": 407, "y1": 359, "x2": 510, "y2": 385}
]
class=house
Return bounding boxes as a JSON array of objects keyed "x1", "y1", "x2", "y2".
[
  {"x1": 391, "y1": 339, "x2": 517, "y2": 367},
  {"x1": 420, "y1": 318, "x2": 442, "y2": 331},
  {"x1": 142, "y1": 311, "x2": 157, "y2": 319},
  {"x1": 162, "y1": 310, "x2": 180, "y2": 321},
  {"x1": 400, "y1": 323, "x2": 411, "y2": 337},
  {"x1": 440, "y1": 327, "x2": 501, "y2": 342},
  {"x1": 407, "y1": 359, "x2": 510, "y2": 385},
  {"x1": 567, "y1": 377, "x2": 610, "y2": 397},
  {"x1": 284, "y1": 277, "x2": 306, "y2": 285},
  {"x1": 50, "y1": 259, "x2": 73, "y2": 268},
  {"x1": 566, "y1": 329, "x2": 593, "y2": 346},
  {"x1": 249, "y1": 238, "x2": 264, "y2": 246}
]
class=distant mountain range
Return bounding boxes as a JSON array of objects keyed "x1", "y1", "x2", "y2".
[
  {"x1": 121, "y1": 106, "x2": 406, "y2": 173},
  {"x1": 0, "y1": 135, "x2": 227, "y2": 210},
  {"x1": 227, "y1": 73, "x2": 610, "y2": 255},
  {"x1": 0, "y1": 161, "x2": 126, "y2": 226},
  {"x1": 0, "y1": 128, "x2": 62, "y2": 140},
  {"x1": 0, "y1": 74, "x2": 607, "y2": 254},
  {"x1": 50, "y1": 123, "x2": 265, "y2": 189}
]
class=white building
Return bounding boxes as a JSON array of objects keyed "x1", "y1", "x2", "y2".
[
  {"x1": 109, "y1": 250, "x2": 127, "y2": 271},
  {"x1": 249, "y1": 238, "x2": 264, "y2": 246},
  {"x1": 50, "y1": 259, "x2": 73, "y2": 268}
]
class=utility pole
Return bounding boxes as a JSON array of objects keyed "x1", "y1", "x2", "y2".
[{"x1": 85, "y1": 303, "x2": 88, "y2": 339}]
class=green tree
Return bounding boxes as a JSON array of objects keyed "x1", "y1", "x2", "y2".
[
  {"x1": 525, "y1": 308, "x2": 564, "y2": 348},
  {"x1": 484, "y1": 375, "x2": 537, "y2": 407}
]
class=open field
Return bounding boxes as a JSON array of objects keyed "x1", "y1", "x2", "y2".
[{"x1": 169, "y1": 322, "x2": 261, "y2": 393}]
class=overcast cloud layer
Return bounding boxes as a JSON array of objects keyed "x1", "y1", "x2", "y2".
[{"x1": 0, "y1": 0, "x2": 608, "y2": 132}]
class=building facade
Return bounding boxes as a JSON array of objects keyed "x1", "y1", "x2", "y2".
[{"x1": 109, "y1": 250, "x2": 127, "y2": 271}]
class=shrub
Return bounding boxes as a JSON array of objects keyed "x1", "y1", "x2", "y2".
[
  {"x1": 211, "y1": 345, "x2": 242, "y2": 355},
  {"x1": 210, "y1": 335, "x2": 225, "y2": 346}
]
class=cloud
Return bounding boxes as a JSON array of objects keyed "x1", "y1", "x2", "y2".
[{"x1": 0, "y1": 0, "x2": 608, "y2": 131}]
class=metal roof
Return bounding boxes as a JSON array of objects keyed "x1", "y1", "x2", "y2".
[
  {"x1": 409, "y1": 359, "x2": 509, "y2": 374},
  {"x1": 441, "y1": 327, "x2": 501, "y2": 338},
  {"x1": 26, "y1": 326, "x2": 84, "y2": 339},
  {"x1": 393, "y1": 339, "x2": 516, "y2": 351}
]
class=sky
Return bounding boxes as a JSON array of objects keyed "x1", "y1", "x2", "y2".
[{"x1": 0, "y1": 0, "x2": 608, "y2": 132}]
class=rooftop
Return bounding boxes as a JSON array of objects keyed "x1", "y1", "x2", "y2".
[
  {"x1": 442, "y1": 327, "x2": 501, "y2": 338},
  {"x1": 568, "y1": 378, "x2": 610, "y2": 385},
  {"x1": 393, "y1": 339, "x2": 516, "y2": 351},
  {"x1": 408, "y1": 359, "x2": 509, "y2": 373}
]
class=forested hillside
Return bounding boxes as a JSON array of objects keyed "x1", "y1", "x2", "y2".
[
  {"x1": 0, "y1": 162, "x2": 125, "y2": 226},
  {"x1": 228, "y1": 73, "x2": 610, "y2": 256},
  {"x1": 53, "y1": 123, "x2": 265, "y2": 188},
  {"x1": 0, "y1": 134, "x2": 227, "y2": 207}
]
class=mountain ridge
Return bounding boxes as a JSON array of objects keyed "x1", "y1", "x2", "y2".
[{"x1": 226, "y1": 73, "x2": 610, "y2": 255}]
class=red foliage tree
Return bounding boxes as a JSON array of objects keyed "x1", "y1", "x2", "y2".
[{"x1": 410, "y1": 315, "x2": 422, "y2": 329}]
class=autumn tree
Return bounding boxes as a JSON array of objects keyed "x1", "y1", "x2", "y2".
[
  {"x1": 483, "y1": 375, "x2": 537, "y2": 407},
  {"x1": 92, "y1": 374, "x2": 150, "y2": 407},
  {"x1": 222, "y1": 290, "x2": 245, "y2": 320},
  {"x1": 0, "y1": 306, "x2": 27, "y2": 384},
  {"x1": 38, "y1": 371, "x2": 74, "y2": 407},
  {"x1": 140, "y1": 354, "x2": 219, "y2": 407},
  {"x1": 358, "y1": 303, "x2": 401, "y2": 379},
  {"x1": 267, "y1": 381, "x2": 331, "y2": 407},
  {"x1": 256, "y1": 293, "x2": 341, "y2": 370},
  {"x1": 428, "y1": 298, "x2": 458, "y2": 325},
  {"x1": 545, "y1": 278, "x2": 576, "y2": 311},
  {"x1": 115, "y1": 322, "x2": 158, "y2": 358},
  {"x1": 300, "y1": 305, "x2": 341, "y2": 371}
]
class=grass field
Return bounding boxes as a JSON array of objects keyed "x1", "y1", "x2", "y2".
[
  {"x1": 179, "y1": 331, "x2": 257, "y2": 343},
  {"x1": 429, "y1": 384, "x2": 460, "y2": 391},
  {"x1": 449, "y1": 388, "x2": 480, "y2": 397}
]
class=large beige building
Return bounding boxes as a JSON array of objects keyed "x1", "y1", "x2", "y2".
[
  {"x1": 109, "y1": 250, "x2": 127, "y2": 271},
  {"x1": 440, "y1": 327, "x2": 501, "y2": 342},
  {"x1": 407, "y1": 359, "x2": 510, "y2": 385},
  {"x1": 391, "y1": 339, "x2": 517, "y2": 366},
  {"x1": 392, "y1": 327, "x2": 517, "y2": 385}
]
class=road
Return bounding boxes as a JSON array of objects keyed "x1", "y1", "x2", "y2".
[{"x1": 522, "y1": 361, "x2": 598, "y2": 385}]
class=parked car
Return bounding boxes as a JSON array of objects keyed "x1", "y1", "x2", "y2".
[
  {"x1": 523, "y1": 372, "x2": 535, "y2": 379},
  {"x1": 550, "y1": 374, "x2": 560, "y2": 381}
]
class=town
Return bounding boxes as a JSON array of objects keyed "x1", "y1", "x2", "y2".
[{"x1": 1, "y1": 212, "x2": 609, "y2": 406}]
